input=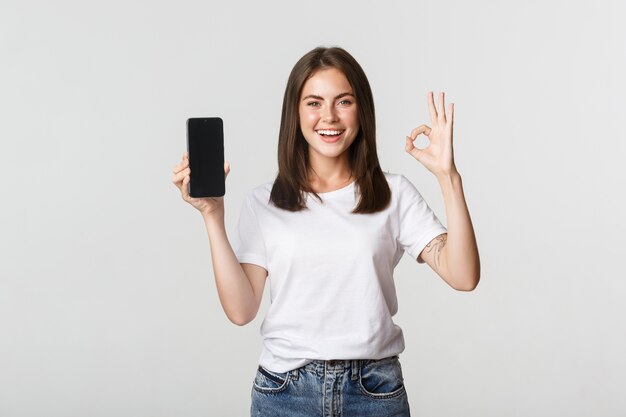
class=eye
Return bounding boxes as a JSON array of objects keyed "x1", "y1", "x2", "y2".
[
  {"x1": 307, "y1": 101, "x2": 321, "y2": 107},
  {"x1": 339, "y1": 99, "x2": 353, "y2": 106}
]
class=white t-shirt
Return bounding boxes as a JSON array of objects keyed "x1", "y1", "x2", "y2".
[{"x1": 233, "y1": 172, "x2": 447, "y2": 373}]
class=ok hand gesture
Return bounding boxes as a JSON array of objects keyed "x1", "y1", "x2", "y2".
[{"x1": 405, "y1": 91, "x2": 458, "y2": 178}]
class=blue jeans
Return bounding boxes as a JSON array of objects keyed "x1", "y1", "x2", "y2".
[{"x1": 251, "y1": 355, "x2": 411, "y2": 416}]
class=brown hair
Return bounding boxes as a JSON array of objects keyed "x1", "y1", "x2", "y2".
[{"x1": 269, "y1": 46, "x2": 391, "y2": 214}]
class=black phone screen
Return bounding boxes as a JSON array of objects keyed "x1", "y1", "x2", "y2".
[{"x1": 186, "y1": 117, "x2": 225, "y2": 198}]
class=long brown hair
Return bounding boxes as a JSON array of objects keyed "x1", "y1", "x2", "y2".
[{"x1": 269, "y1": 46, "x2": 391, "y2": 214}]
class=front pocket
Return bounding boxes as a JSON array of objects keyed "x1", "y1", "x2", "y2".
[
  {"x1": 358, "y1": 356, "x2": 406, "y2": 399},
  {"x1": 253, "y1": 365, "x2": 291, "y2": 394}
]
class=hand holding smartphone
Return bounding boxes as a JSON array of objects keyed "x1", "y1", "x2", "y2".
[{"x1": 186, "y1": 117, "x2": 225, "y2": 198}]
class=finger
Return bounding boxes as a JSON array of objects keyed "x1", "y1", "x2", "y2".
[
  {"x1": 184, "y1": 151, "x2": 189, "y2": 159},
  {"x1": 224, "y1": 161, "x2": 231, "y2": 178},
  {"x1": 172, "y1": 158, "x2": 189, "y2": 174},
  {"x1": 405, "y1": 136, "x2": 423, "y2": 160},
  {"x1": 448, "y1": 103, "x2": 454, "y2": 129},
  {"x1": 172, "y1": 167, "x2": 191, "y2": 184},
  {"x1": 438, "y1": 92, "x2": 447, "y2": 124},
  {"x1": 182, "y1": 174, "x2": 191, "y2": 200},
  {"x1": 427, "y1": 91, "x2": 438, "y2": 125},
  {"x1": 405, "y1": 136, "x2": 413, "y2": 150},
  {"x1": 409, "y1": 124, "x2": 432, "y2": 139}
]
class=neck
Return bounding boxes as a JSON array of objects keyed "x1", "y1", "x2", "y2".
[{"x1": 307, "y1": 153, "x2": 353, "y2": 191}]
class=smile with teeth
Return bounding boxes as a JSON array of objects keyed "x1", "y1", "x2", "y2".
[{"x1": 316, "y1": 129, "x2": 344, "y2": 136}]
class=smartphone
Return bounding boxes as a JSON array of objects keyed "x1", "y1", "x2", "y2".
[{"x1": 186, "y1": 117, "x2": 225, "y2": 198}]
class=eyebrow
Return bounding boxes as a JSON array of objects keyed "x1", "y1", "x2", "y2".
[{"x1": 301, "y1": 92, "x2": 355, "y2": 101}]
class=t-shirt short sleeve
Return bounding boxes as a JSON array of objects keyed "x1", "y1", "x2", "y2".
[
  {"x1": 396, "y1": 174, "x2": 448, "y2": 263},
  {"x1": 232, "y1": 193, "x2": 268, "y2": 270}
]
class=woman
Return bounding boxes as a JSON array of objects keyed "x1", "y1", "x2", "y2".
[{"x1": 172, "y1": 46, "x2": 480, "y2": 417}]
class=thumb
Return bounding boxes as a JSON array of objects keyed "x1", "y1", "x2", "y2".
[
  {"x1": 224, "y1": 161, "x2": 231, "y2": 179},
  {"x1": 405, "y1": 136, "x2": 423, "y2": 161},
  {"x1": 182, "y1": 174, "x2": 191, "y2": 200}
]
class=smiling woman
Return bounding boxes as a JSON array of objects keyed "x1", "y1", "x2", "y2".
[
  {"x1": 270, "y1": 46, "x2": 391, "y2": 213},
  {"x1": 171, "y1": 45, "x2": 480, "y2": 417},
  {"x1": 298, "y1": 67, "x2": 360, "y2": 188}
]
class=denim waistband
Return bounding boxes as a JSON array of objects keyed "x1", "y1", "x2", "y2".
[{"x1": 288, "y1": 355, "x2": 400, "y2": 381}]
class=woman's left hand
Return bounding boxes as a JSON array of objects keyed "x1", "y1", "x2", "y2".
[{"x1": 405, "y1": 91, "x2": 458, "y2": 178}]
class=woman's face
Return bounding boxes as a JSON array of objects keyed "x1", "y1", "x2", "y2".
[{"x1": 298, "y1": 67, "x2": 360, "y2": 164}]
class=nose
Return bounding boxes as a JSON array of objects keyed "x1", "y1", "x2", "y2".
[{"x1": 322, "y1": 105, "x2": 338, "y2": 123}]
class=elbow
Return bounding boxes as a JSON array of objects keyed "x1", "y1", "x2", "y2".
[
  {"x1": 448, "y1": 260, "x2": 480, "y2": 292},
  {"x1": 454, "y1": 280, "x2": 479, "y2": 292},
  {"x1": 227, "y1": 311, "x2": 256, "y2": 326},
  {"x1": 229, "y1": 316, "x2": 253, "y2": 326},
  {"x1": 453, "y1": 275, "x2": 480, "y2": 292},
  {"x1": 451, "y1": 273, "x2": 480, "y2": 292}
]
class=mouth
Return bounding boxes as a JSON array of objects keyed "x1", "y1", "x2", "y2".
[{"x1": 316, "y1": 129, "x2": 345, "y2": 143}]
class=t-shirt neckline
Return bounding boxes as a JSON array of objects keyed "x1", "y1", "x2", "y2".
[{"x1": 309, "y1": 180, "x2": 356, "y2": 198}]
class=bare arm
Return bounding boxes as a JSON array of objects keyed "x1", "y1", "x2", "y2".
[
  {"x1": 203, "y1": 210, "x2": 267, "y2": 326},
  {"x1": 418, "y1": 172, "x2": 480, "y2": 291},
  {"x1": 407, "y1": 92, "x2": 479, "y2": 291},
  {"x1": 203, "y1": 209, "x2": 267, "y2": 325},
  {"x1": 172, "y1": 153, "x2": 266, "y2": 325}
]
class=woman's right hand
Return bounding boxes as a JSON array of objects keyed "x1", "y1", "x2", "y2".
[{"x1": 171, "y1": 152, "x2": 231, "y2": 217}]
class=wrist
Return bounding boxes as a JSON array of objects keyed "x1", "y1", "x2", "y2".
[
  {"x1": 202, "y1": 206, "x2": 225, "y2": 224},
  {"x1": 436, "y1": 168, "x2": 461, "y2": 183}
]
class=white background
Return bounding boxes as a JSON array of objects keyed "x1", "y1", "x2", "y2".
[{"x1": 1, "y1": 0, "x2": 625, "y2": 416}]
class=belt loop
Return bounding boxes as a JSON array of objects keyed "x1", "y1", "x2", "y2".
[
  {"x1": 351, "y1": 360, "x2": 359, "y2": 380},
  {"x1": 290, "y1": 368, "x2": 299, "y2": 380}
]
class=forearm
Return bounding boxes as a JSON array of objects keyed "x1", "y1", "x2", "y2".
[
  {"x1": 202, "y1": 208, "x2": 257, "y2": 325},
  {"x1": 437, "y1": 171, "x2": 480, "y2": 290}
]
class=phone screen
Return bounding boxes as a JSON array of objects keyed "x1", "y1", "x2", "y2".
[{"x1": 186, "y1": 117, "x2": 225, "y2": 198}]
